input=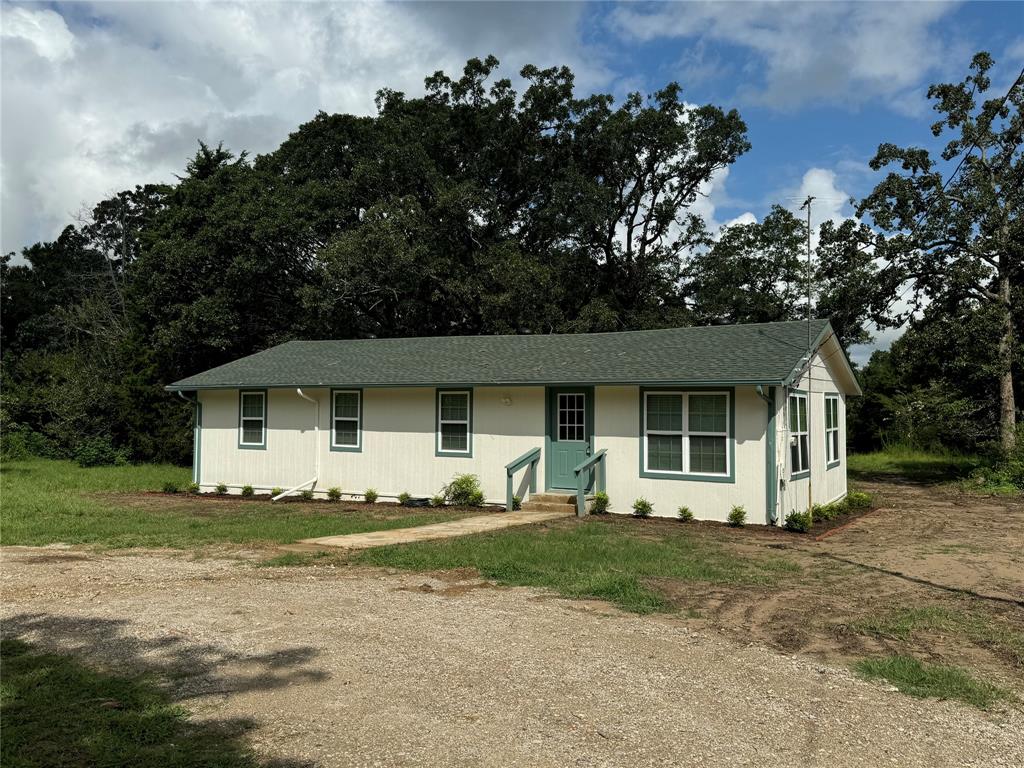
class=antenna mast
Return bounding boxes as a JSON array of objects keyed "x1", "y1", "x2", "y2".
[{"x1": 799, "y1": 195, "x2": 815, "y2": 522}]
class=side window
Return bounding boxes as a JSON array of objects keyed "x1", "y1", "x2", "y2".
[
  {"x1": 789, "y1": 393, "x2": 808, "y2": 475},
  {"x1": 332, "y1": 390, "x2": 362, "y2": 451},
  {"x1": 825, "y1": 395, "x2": 840, "y2": 466},
  {"x1": 239, "y1": 391, "x2": 266, "y2": 448},
  {"x1": 437, "y1": 390, "x2": 471, "y2": 455}
]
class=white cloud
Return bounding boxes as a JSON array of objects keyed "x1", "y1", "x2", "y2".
[
  {"x1": 610, "y1": 1, "x2": 957, "y2": 113},
  {"x1": 1, "y1": 1, "x2": 606, "y2": 254},
  {"x1": 1, "y1": 6, "x2": 75, "y2": 63}
]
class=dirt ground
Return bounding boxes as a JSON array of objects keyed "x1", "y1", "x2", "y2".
[{"x1": 2, "y1": 479, "x2": 1023, "y2": 767}]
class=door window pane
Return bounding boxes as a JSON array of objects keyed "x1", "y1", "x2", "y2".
[{"x1": 558, "y1": 393, "x2": 585, "y2": 441}]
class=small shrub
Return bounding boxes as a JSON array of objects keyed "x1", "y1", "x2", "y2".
[
  {"x1": 271, "y1": 487, "x2": 283, "y2": 497},
  {"x1": 300, "y1": 489, "x2": 315, "y2": 501},
  {"x1": 727, "y1": 505, "x2": 746, "y2": 527},
  {"x1": 784, "y1": 510, "x2": 812, "y2": 533},
  {"x1": 677, "y1": 505, "x2": 694, "y2": 522},
  {"x1": 241, "y1": 484, "x2": 254, "y2": 497},
  {"x1": 364, "y1": 488, "x2": 378, "y2": 504},
  {"x1": 632, "y1": 497, "x2": 653, "y2": 518},
  {"x1": 443, "y1": 474, "x2": 484, "y2": 506},
  {"x1": 398, "y1": 491, "x2": 412, "y2": 506},
  {"x1": 591, "y1": 491, "x2": 610, "y2": 514},
  {"x1": 184, "y1": 482, "x2": 200, "y2": 494},
  {"x1": 162, "y1": 482, "x2": 179, "y2": 494},
  {"x1": 73, "y1": 436, "x2": 128, "y2": 468},
  {"x1": 327, "y1": 487, "x2": 342, "y2": 502},
  {"x1": 512, "y1": 494, "x2": 522, "y2": 510},
  {"x1": 845, "y1": 490, "x2": 873, "y2": 510},
  {"x1": 431, "y1": 494, "x2": 446, "y2": 507},
  {"x1": 215, "y1": 482, "x2": 228, "y2": 495}
]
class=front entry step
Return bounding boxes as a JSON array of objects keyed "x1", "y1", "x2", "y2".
[{"x1": 519, "y1": 492, "x2": 584, "y2": 515}]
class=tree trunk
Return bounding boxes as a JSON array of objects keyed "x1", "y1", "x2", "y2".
[{"x1": 998, "y1": 271, "x2": 1017, "y2": 454}]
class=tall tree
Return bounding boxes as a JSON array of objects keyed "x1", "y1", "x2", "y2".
[{"x1": 858, "y1": 52, "x2": 1023, "y2": 452}]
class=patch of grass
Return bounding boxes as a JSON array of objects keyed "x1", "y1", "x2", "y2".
[
  {"x1": 848, "y1": 446, "x2": 982, "y2": 483},
  {"x1": 853, "y1": 606, "x2": 1024, "y2": 666},
  {"x1": 0, "y1": 458, "x2": 469, "y2": 549},
  {"x1": 356, "y1": 519, "x2": 799, "y2": 614},
  {"x1": 854, "y1": 655, "x2": 1011, "y2": 710},
  {"x1": 0, "y1": 638, "x2": 266, "y2": 767}
]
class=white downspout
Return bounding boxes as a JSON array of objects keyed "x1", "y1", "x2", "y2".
[{"x1": 272, "y1": 388, "x2": 319, "y2": 501}]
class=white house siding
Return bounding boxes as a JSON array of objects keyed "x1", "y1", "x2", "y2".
[
  {"x1": 198, "y1": 386, "x2": 546, "y2": 503},
  {"x1": 594, "y1": 386, "x2": 770, "y2": 524},
  {"x1": 196, "y1": 376, "x2": 847, "y2": 524},
  {"x1": 778, "y1": 349, "x2": 849, "y2": 520}
]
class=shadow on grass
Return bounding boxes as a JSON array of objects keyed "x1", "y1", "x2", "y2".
[{"x1": 1, "y1": 613, "x2": 327, "y2": 767}]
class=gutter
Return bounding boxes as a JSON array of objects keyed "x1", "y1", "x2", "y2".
[
  {"x1": 755, "y1": 385, "x2": 778, "y2": 525},
  {"x1": 272, "y1": 388, "x2": 320, "y2": 501}
]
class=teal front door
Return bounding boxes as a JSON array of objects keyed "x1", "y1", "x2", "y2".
[{"x1": 547, "y1": 387, "x2": 594, "y2": 490}]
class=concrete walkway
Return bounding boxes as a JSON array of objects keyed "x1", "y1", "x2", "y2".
[{"x1": 295, "y1": 509, "x2": 572, "y2": 550}]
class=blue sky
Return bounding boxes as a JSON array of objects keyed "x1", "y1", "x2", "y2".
[{"x1": 2, "y1": 1, "x2": 1021, "y2": 359}]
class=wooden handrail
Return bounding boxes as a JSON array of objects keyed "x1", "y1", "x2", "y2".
[
  {"x1": 505, "y1": 447, "x2": 541, "y2": 512},
  {"x1": 573, "y1": 449, "x2": 607, "y2": 517}
]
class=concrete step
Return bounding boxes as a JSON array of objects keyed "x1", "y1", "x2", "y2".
[
  {"x1": 520, "y1": 499, "x2": 578, "y2": 513},
  {"x1": 528, "y1": 493, "x2": 576, "y2": 504}
]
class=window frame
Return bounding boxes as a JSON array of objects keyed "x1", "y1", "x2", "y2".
[
  {"x1": 238, "y1": 389, "x2": 267, "y2": 450},
  {"x1": 639, "y1": 388, "x2": 734, "y2": 483},
  {"x1": 330, "y1": 388, "x2": 363, "y2": 452},
  {"x1": 789, "y1": 391, "x2": 809, "y2": 479},
  {"x1": 436, "y1": 388, "x2": 473, "y2": 457},
  {"x1": 824, "y1": 393, "x2": 841, "y2": 469}
]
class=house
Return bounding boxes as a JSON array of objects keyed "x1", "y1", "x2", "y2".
[{"x1": 165, "y1": 319, "x2": 860, "y2": 524}]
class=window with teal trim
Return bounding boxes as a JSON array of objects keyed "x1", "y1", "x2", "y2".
[
  {"x1": 825, "y1": 394, "x2": 840, "y2": 465},
  {"x1": 643, "y1": 391, "x2": 730, "y2": 476},
  {"x1": 332, "y1": 390, "x2": 361, "y2": 448},
  {"x1": 789, "y1": 393, "x2": 809, "y2": 474},
  {"x1": 438, "y1": 391, "x2": 470, "y2": 454},
  {"x1": 239, "y1": 391, "x2": 266, "y2": 446}
]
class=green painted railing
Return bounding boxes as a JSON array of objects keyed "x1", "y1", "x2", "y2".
[
  {"x1": 573, "y1": 449, "x2": 607, "y2": 517},
  {"x1": 505, "y1": 447, "x2": 541, "y2": 512}
]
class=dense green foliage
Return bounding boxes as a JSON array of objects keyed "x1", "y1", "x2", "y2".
[
  {"x1": 854, "y1": 655, "x2": 1010, "y2": 710},
  {"x1": 1, "y1": 54, "x2": 1018, "y2": 465}
]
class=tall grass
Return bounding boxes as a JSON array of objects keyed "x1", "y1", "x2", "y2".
[{"x1": 847, "y1": 443, "x2": 983, "y2": 482}]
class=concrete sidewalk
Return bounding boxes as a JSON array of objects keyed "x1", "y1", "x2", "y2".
[{"x1": 295, "y1": 509, "x2": 571, "y2": 550}]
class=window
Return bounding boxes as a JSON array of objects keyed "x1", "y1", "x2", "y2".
[
  {"x1": 825, "y1": 394, "x2": 840, "y2": 466},
  {"x1": 437, "y1": 390, "x2": 471, "y2": 455},
  {"x1": 332, "y1": 390, "x2": 361, "y2": 451},
  {"x1": 643, "y1": 391, "x2": 730, "y2": 476},
  {"x1": 239, "y1": 391, "x2": 266, "y2": 448},
  {"x1": 789, "y1": 392, "x2": 809, "y2": 476},
  {"x1": 557, "y1": 393, "x2": 586, "y2": 441}
]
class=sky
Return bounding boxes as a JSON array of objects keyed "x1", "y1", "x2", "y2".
[{"x1": 2, "y1": 0, "x2": 1022, "y2": 361}]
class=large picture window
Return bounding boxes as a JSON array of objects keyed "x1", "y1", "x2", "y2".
[
  {"x1": 789, "y1": 392, "x2": 809, "y2": 476},
  {"x1": 825, "y1": 394, "x2": 840, "y2": 467},
  {"x1": 239, "y1": 390, "x2": 266, "y2": 448},
  {"x1": 332, "y1": 389, "x2": 362, "y2": 451},
  {"x1": 437, "y1": 390, "x2": 471, "y2": 455},
  {"x1": 642, "y1": 391, "x2": 730, "y2": 477}
]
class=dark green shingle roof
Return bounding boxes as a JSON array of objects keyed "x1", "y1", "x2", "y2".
[{"x1": 167, "y1": 319, "x2": 834, "y2": 390}]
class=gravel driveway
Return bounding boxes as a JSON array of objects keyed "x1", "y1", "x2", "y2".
[{"x1": 2, "y1": 547, "x2": 1021, "y2": 768}]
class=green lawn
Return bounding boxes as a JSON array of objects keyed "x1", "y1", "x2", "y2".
[
  {"x1": 854, "y1": 655, "x2": 1012, "y2": 710},
  {"x1": 0, "y1": 638, "x2": 266, "y2": 767},
  {"x1": 848, "y1": 446, "x2": 982, "y2": 482},
  {"x1": 0, "y1": 458, "x2": 467, "y2": 549},
  {"x1": 356, "y1": 519, "x2": 800, "y2": 613}
]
